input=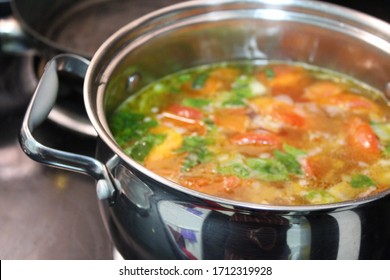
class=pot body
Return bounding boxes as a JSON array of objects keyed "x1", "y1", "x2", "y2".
[
  {"x1": 97, "y1": 153, "x2": 390, "y2": 259},
  {"x1": 86, "y1": 0, "x2": 390, "y2": 259},
  {"x1": 20, "y1": 0, "x2": 390, "y2": 259}
]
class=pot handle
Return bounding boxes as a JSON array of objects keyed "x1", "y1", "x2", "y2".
[{"x1": 19, "y1": 54, "x2": 117, "y2": 202}]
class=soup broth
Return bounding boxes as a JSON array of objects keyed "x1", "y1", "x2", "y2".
[{"x1": 109, "y1": 61, "x2": 390, "y2": 205}]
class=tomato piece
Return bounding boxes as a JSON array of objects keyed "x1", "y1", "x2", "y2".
[
  {"x1": 346, "y1": 118, "x2": 380, "y2": 162},
  {"x1": 230, "y1": 131, "x2": 281, "y2": 148},
  {"x1": 276, "y1": 109, "x2": 305, "y2": 128},
  {"x1": 214, "y1": 108, "x2": 249, "y2": 133},
  {"x1": 250, "y1": 97, "x2": 305, "y2": 128},
  {"x1": 316, "y1": 93, "x2": 378, "y2": 113},
  {"x1": 166, "y1": 104, "x2": 203, "y2": 120},
  {"x1": 305, "y1": 155, "x2": 339, "y2": 178}
]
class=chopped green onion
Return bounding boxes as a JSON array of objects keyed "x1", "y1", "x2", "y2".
[
  {"x1": 222, "y1": 98, "x2": 246, "y2": 107},
  {"x1": 283, "y1": 144, "x2": 306, "y2": 157},
  {"x1": 384, "y1": 144, "x2": 390, "y2": 156},
  {"x1": 371, "y1": 122, "x2": 390, "y2": 142},
  {"x1": 246, "y1": 158, "x2": 288, "y2": 181},
  {"x1": 232, "y1": 76, "x2": 256, "y2": 99},
  {"x1": 178, "y1": 73, "x2": 191, "y2": 83},
  {"x1": 274, "y1": 150, "x2": 303, "y2": 175},
  {"x1": 219, "y1": 163, "x2": 251, "y2": 178},
  {"x1": 127, "y1": 134, "x2": 166, "y2": 163},
  {"x1": 109, "y1": 112, "x2": 158, "y2": 145},
  {"x1": 182, "y1": 98, "x2": 211, "y2": 108},
  {"x1": 178, "y1": 136, "x2": 213, "y2": 172},
  {"x1": 265, "y1": 68, "x2": 275, "y2": 79},
  {"x1": 305, "y1": 190, "x2": 336, "y2": 204},
  {"x1": 192, "y1": 73, "x2": 209, "y2": 89},
  {"x1": 350, "y1": 174, "x2": 376, "y2": 189}
]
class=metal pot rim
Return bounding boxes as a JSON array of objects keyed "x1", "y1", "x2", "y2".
[{"x1": 84, "y1": 0, "x2": 390, "y2": 212}]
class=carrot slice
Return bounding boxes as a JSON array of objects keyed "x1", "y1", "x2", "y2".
[{"x1": 346, "y1": 117, "x2": 380, "y2": 162}]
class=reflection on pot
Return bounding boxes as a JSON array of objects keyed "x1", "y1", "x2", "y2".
[{"x1": 105, "y1": 168, "x2": 390, "y2": 259}]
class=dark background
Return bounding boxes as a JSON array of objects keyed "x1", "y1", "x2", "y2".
[{"x1": 322, "y1": 0, "x2": 389, "y2": 22}]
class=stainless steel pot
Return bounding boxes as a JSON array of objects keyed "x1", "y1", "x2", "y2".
[{"x1": 20, "y1": 0, "x2": 390, "y2": 259}]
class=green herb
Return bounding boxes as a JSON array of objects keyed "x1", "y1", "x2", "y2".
[
  {"x1": 136, "y1": 89, "x2": 168, "y2": 114},
  {"x1": 283, "y1": 144, "x2": 306, "y2": 157},
  {"x1": 182, "y1": 98, "x2": 211, "y2": 108},
  {"x1": 203, "y1": 118, "x2": 217, "y2": 132},
  {"x1": 178, "y1": 73, "x2": 192, "y2": 83},
  {"x1": 179, "y1": 136, "x2": 213, "y2": 152},
  {"x1": 384, "y1": 144, "x2": 390, "y2": 156},
  {"x1": 109, "y1": 112, "x2": 158, "y2": 145},
  {"x1": 219, "y1": 162, "x2": 251, "y2": 178},
  {"x1": 232, "y1": 76, "x2": 254, "y2": 99},
  {"x1": 371, "y1": 122, "x2": 390, "y2": 142},
  {"x1": 274, "y1": 150, "x2": 303, "y2": 175},
  {"x1": 178, "y1": 136, "x2": 213, "y2": 172},
  {"x1": 350, "y1": 174, "x2": 376, "y2": 189},
  {"x1": 152, "y1": 83, "x2": 166, "y2": 93},
  {"x1": 181, "y1": 150, "x2": 213, "y2": 172},
  {"x1": 265, "y1": 68, "x2": 275, "y2": 79},
  {"x1": 126, "y1": 134, "x2": 166, "y2": 163},
  {"x1": 192, "y1": 73, "x2": 209, "y2": 89},
  {"x1": 246, "y1": 158, "x2": 288, "y2": 181},
  {"x1": 305, "y1": 190, "x2": 336, "y2": 204},
  {"x1": 222, "y1": 75, "x2": 262, "y2": 108},
  {"x1": 222, "y1": 98, "x2": 246, "y2": 107}
]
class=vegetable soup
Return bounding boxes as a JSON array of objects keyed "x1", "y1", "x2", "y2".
[{"x1": 109, "y1": 62, "x2": 390, "y2": 205}]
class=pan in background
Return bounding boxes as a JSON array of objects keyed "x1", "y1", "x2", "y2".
[{"x1": 1, "y1": 0, "x2": 187, "y2": 135}]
